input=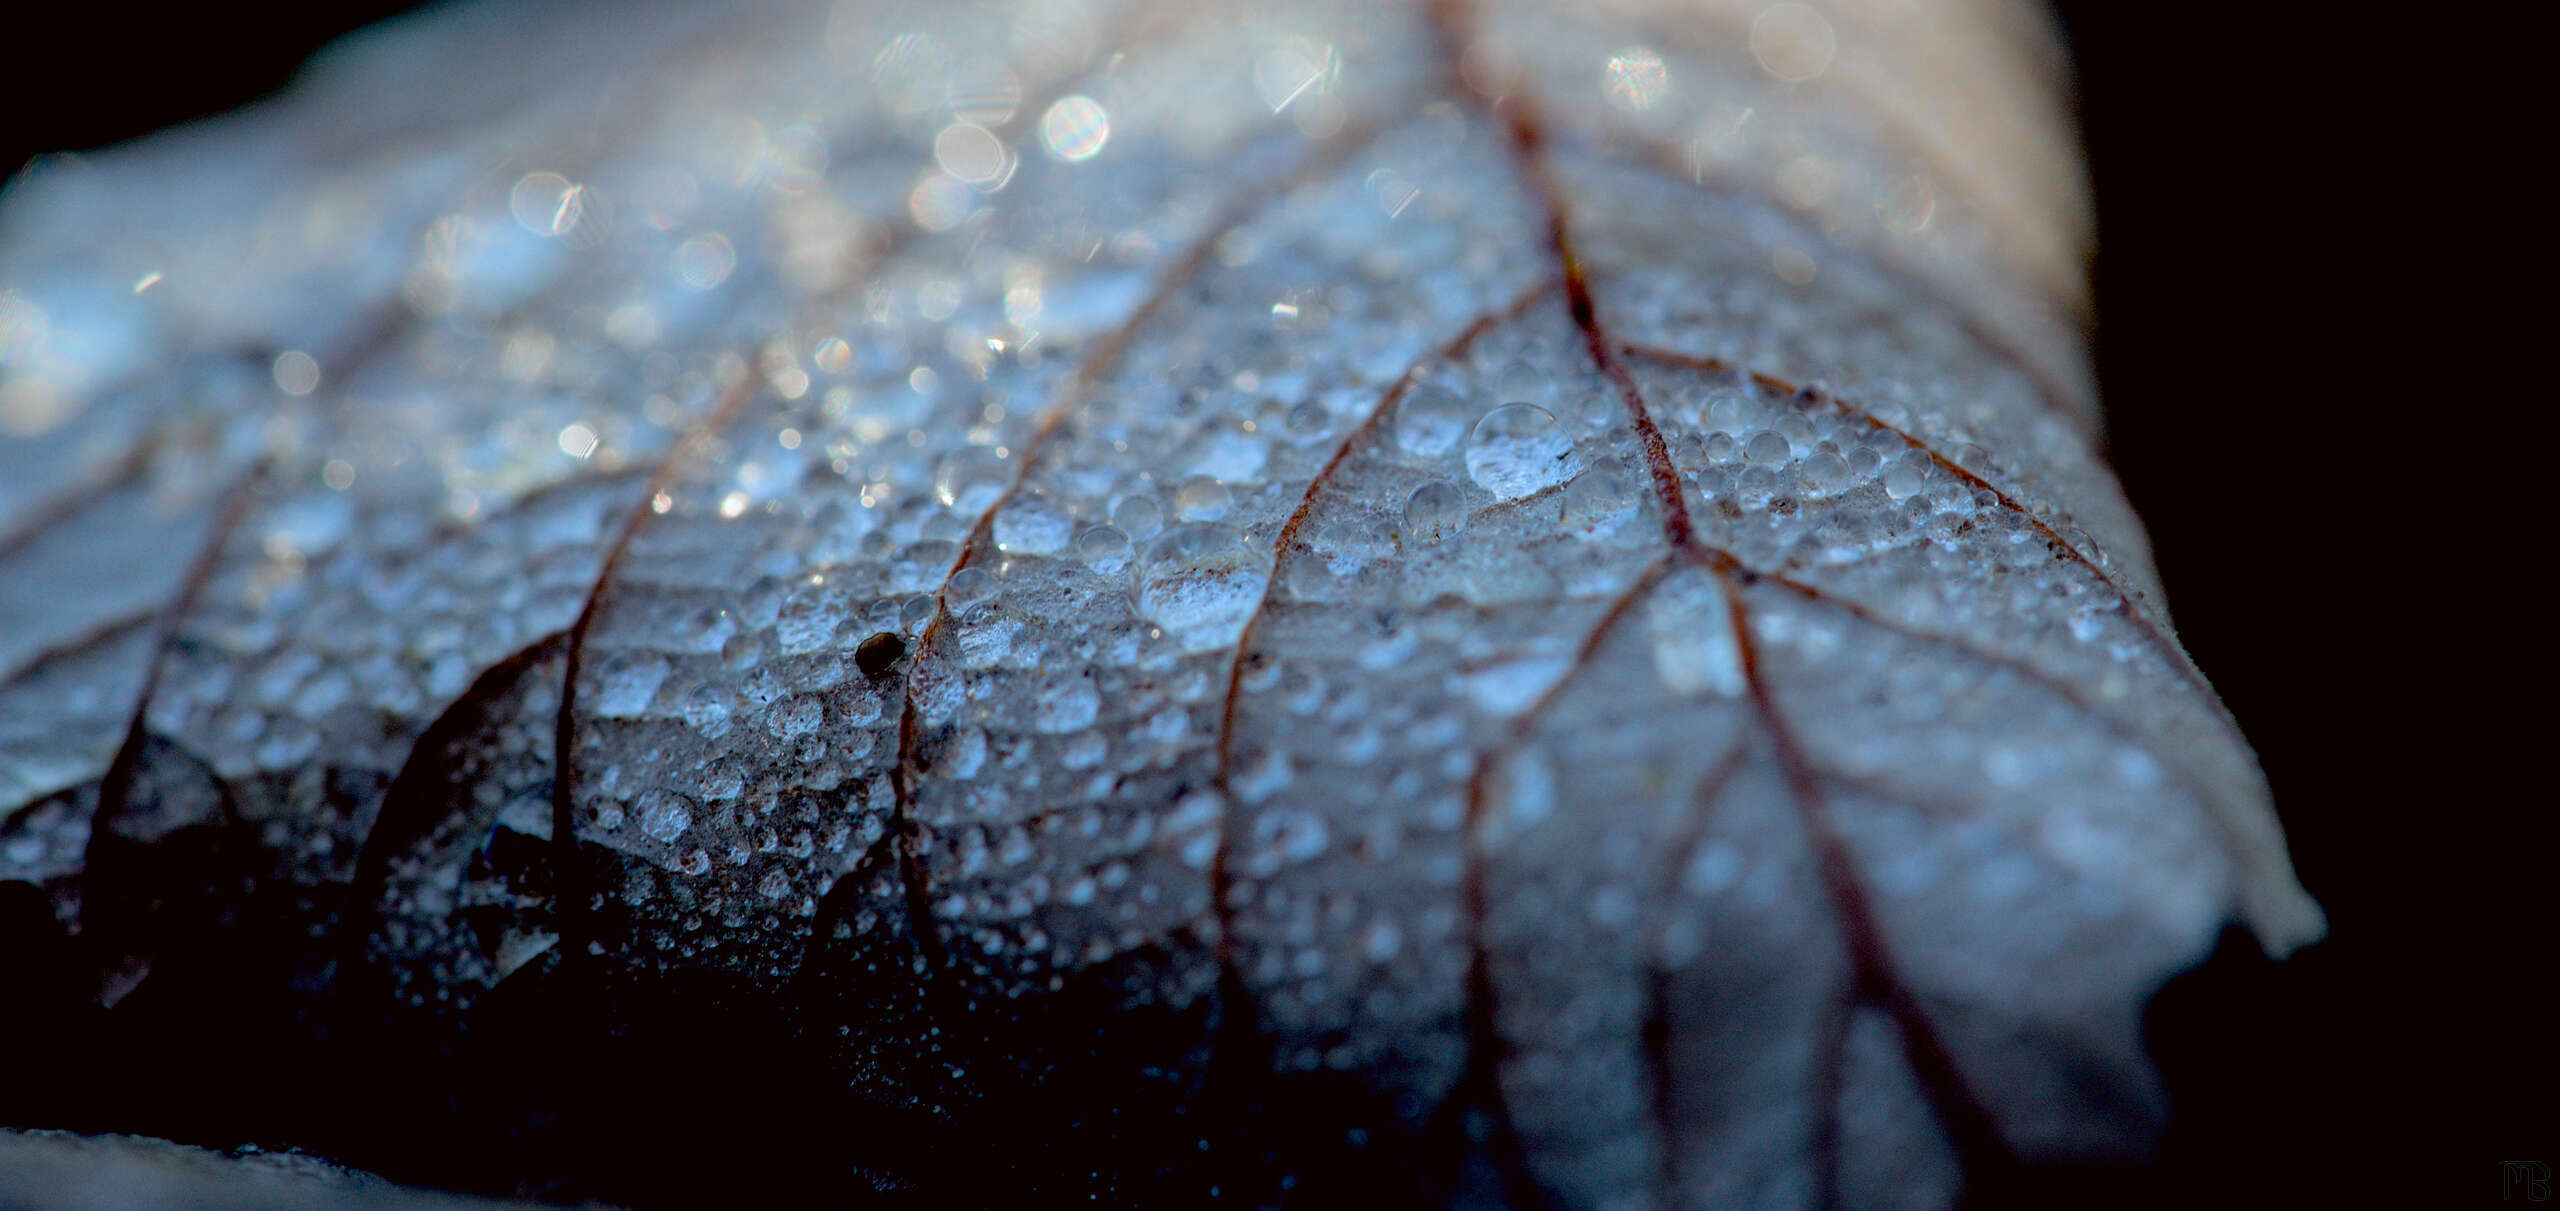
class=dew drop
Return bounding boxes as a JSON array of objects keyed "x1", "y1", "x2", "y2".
[
  {"x1": 1133, "y1": 523, "x2": 1274, "y2": 653},
  {"x1": 898, "y1": 594, "x2": 938, "y2": 632},
  {"x1": 1113, "y1": 494, "x2": 1165, "y2": 539},
  {"x1": 720, "y1": 632, "x2": 765, "y2": 671},
  {"x1": 1745, "y1": 429, "x2": 1792, "y2": 468},
  {"x1": 1252, "y1": 809, "x2": 1330, "y2": 869},
  {"x1": 1395, "y1": 384, "x2": 1469, "y2": 458},
  {"x1": 1646, "y1": 568, "x2": 1743, "y2": 697},
  {"x1": 1173, "y1": 475, "x2": 1232, "y2": 522},
  {"x1": 592, "y1": 652, "x2": 668, "y2": 718},
  {"x1": 681, "y1": 684, "x2": 733, "y2": 737},
  {"x1": 1484, "y1": 749, "x2": 1556, "y2": 843},
  {"x1": 1883, "y1": 456, "x2": 1928, "y2": 501},
  {"x1": 1402, "y1": 480, "x2": 1466, "y2": 544},
  {"x1": 1286, "y1": 400, "x2": 1332, "y2": 439},
  {"x1": 1076, "y1": 524, "x2": 1131, "y2": 572},
  {"x1": 1562, "y1": 461, "x2": 1639, "y2": 530},
  {"x1": 1799, "y1": 449, "x2": 1851, "y2": 494},
  {"x1": 1464, "y1": 403, "x2": 1574, "y2": 499},
  {"x1": 638, "y1": 792, "x2": 694, "y2": 842},
  {"x1": 1030, "y1": 672, "x2": 1101, "y2": 734},
  {"x1": 1458, "y1": 654, "x2": 1568, "y2": 716},
  {"x1": 1571, "y1": 389, "x2": 1619, "y2": 431},
  {"x1": 935, "y1": 447, "x2": 1010, "y2": 512},
  {"x1": 994, "y1": 492, "x2": 1072, "y2": 555}
]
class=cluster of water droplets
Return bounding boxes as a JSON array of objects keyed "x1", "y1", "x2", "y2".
[{"x1": 0, "y1": 0, "x2": 2320, "y2": 1199}]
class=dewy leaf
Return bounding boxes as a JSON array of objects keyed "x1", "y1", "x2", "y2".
[{"x1": 0, "y1": 0, "x2": 2321, "y2": 1204}]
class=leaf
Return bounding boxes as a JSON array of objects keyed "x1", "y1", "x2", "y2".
[{"x1": 0, "y1": 0, "x2": 2320, "y2": 1204}]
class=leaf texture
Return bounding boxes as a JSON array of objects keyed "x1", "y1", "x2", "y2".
[{"x1": 0, "y1": 0, "x2": 2321, "y2": 1204}]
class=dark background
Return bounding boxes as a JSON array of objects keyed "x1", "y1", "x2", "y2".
[{"x1": 0, "y1": 1, "x2": 2514, "y2": 1204}]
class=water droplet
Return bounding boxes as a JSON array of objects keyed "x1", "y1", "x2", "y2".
[
  {"x1": 1402, "y1": 480, "x2": 1466, "y2": 544},
  {"x1": 1173, "y1": 475, "x2": 1232, "y2": 521},
  {"x1": 935, "y1": 447, "x2": 1010, "y2": 512},
  {"x1": 770, "y1": 695, "x2": 823, "y2": 738},
  {"x1": 1799, "y1": 450, "x2": 1850, "y2": 494},
  {"x1": 639, "y1": 792, "x2": 694, "y2": 842},
  {"x1": 898, "y1": 594, "x2": 938, "y2": 632},
  {"x1": 1250, "y1": 809, "x2": 1330, "y2": 870},
  {"x1": 1458, "y1": 654, "x2": 1568, "y2": 715},
  {"x1": 1076, "y1": 525, "x2": 1131, "y2": 573},
  {"x1": 1484, "y1": 750, "x2": 1556, "y2": 843},
  {"x1": 1395, "y1": 384, "x2": 1469, "y2": 458},
  {"x1": 1464, "y1": 403, "x2": 1574, "y2": 499},
  {"x1": 681, "y1": 684, "x2": 733, "y2": 737},
  {"x1": 1572, "y1": 389, "x2": 1619, "y2": 431},
  {"x1": 1745, "y1": 429, "x2": 1792, "y2": 468},
  {"x1": 1287, "y1": 400, "x2": 1332, "y2": 439},
  {"x1": 720, "y1": 632, "x2": 765, "y2": 671},
  {"x1": 1646, "y1": 568, "x2": 1742, "y2": 697},
  {"x1": 1113, "y1": 494, "x2": 1164, "y2": 539},
  {"x1": 994, "y1": 492, "x2": 1072, "y2": 555},
  {"x1": 1562, "y1": 461, "x2": 1639, "y2": 530},
  {"x1": 593, "y1": 652, "x2": 669, "y2": 718},
  {"x1": 1030, "y1": 672, "x2": 1101, "y2": 733},
  {"x1": 1492, "y1": 361, "x2": 1552, "y2": 408},
  {"x1": 1133, "y1": 523, "x2": 1274, "y2": 653},
  {"x1": 1883, "y1": 455, "x2": 1928, "y2": 501}
]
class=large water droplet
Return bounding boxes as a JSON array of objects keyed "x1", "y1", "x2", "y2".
[
  {"x1": 1395, "y1": 383, "x2": 1469, "y2": 458},
  {"x1": 1465, "y1": 403, "x2": 1574, "y2": 499},
  {"x1": 1133, "y1": 523, "x2": 1273, "y2": 653},
  {"x1": 1402, "y1": 479, "x2": 1466, "y2": 544}
]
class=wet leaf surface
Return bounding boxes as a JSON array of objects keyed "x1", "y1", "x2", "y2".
[{"x1": 0, "y1": 0, "x2": 2319, "y2": 1204}]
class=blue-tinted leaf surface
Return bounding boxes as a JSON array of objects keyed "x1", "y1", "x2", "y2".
[{"x1": 0, "y1": 0, "x2": 2319, "y2": 1205}]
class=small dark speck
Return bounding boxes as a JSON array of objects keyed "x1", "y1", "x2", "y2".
[{"x1": 857, "y1": 631, "x2": 906, "y2": 677}]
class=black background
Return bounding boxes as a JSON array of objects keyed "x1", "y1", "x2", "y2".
[{"x1": 0, "y1": 1, "x2": 2518, "y2": 1205}]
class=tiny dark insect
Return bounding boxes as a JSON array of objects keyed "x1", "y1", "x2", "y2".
[{"x1": 855, "y1": 630, "x2": 906, "y2": 678}]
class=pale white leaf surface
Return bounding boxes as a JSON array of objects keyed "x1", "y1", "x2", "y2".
[{"x1": 0, "y1": 0, "x2": 2320, "y2": 1205}]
